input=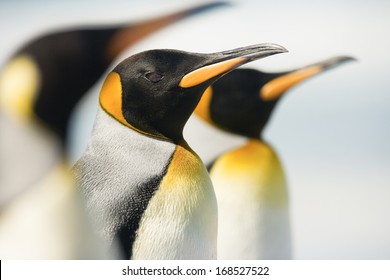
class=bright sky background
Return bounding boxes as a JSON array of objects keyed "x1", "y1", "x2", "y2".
[{"x1": 1, "y1": 0, "x2": 389, "y2": 259}]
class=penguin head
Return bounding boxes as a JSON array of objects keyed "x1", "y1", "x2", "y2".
[
  {"x1": 99, "y1": 44, "x2": 287, "y2": 143},
  {"x1": 195, "y1": 55, "x2": 356, "y2": 138}
]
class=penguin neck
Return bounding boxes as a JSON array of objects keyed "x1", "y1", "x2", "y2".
[
  {"x1": 176, "y1": 138, "x2": 197, "y2": 156},
  {"x1": 207, "y1": 137, "x2": 274, "y2": 171},
  {"x1": 92, "y1": 106, "x2": 176, "y2": 148},
  {"x1": 237, "y1": 138, "x2": 276, "y2": 162},
  {"x1": 246, "y1": 138, "x2": 282, "y2": 164},
  {"x1": 83, "y1": 108, "x2": 217, "y2": 259},
  {"x1": 246, "y1": 135, "x2": 274, "y2": 147},
  {"x1": 121, "y1": 90, "x2": 203, "y2": 145},
  {"x1": 246, "y1": 137, "x2": 266, "y2": 146},
  {"x1": 211, "y1": 137, "x2": 288, "y2": 205}
]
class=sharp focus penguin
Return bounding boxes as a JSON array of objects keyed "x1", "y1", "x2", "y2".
[
  {"x1": 73, "y1": 43, "x2": 288, "y2": 259},
  {"x1": 192, "y1": 56, "x2": 356, "y2": 259},
  {"x1": 0, "y1": 2, "x2": 228, "y2": 145}
]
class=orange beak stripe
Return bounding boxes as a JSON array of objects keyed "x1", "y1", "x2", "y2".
[
  {"x1": 260, "y1": 65, "x2": 323, "y2": 101},
  {"x1": 179, "y1": 57, "x2": 246, "y2": 88}
]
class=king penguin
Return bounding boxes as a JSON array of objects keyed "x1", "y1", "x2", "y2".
[
  {"x1": 0, "y1": 57, "x2": 110, "y2": 259},
  {"x1": 73, "y1": 43, "x2": 288, "y2": 259},
  {"x1": 0, "y1": 1, "x2": 228, "y2": 144},
  {"x1": 192, "y1": 56, "x2": 356, "y2": 259}
]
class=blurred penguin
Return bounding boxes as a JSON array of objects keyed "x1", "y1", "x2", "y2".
[
  {"x1": 1, "y1": 1, "x2": 228, "y2": 146},
  {"x1": 190, "y1": 56, "x2": 355, "y2": 259},
  {"x1": 0, "y1": 2, "x2": 228, "y2": 258},
  {"x1": 0, "y1": 67, "x2": 111, "y2": 259}
]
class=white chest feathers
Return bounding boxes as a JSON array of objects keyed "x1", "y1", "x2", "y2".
[
  {"x1": 74, "y1": 108, "x2": 217, "y2": 259},
  {"x1": 133, "y1": 144, "x2": 218, "y2": 260},
  {"x1": 210, "y1": 139, "x2": 292, "y2": 259}
]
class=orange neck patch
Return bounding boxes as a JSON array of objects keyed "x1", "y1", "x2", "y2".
[
  {"x1": 99, "y1": 72, "x2": 129, "y2": 127},
  {"x1": 160, "y1": 143, "x2": 204, "y2": 192},
  {"x1": 194, "y1": 86, "x2": 214, "y2": 124},
  {"x1": 99, "y1": 72, "x2": 170, "y2": 141}
]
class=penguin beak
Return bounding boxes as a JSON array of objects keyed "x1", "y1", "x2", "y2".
[
  {"x1": 312, "y1": 55, "x2": 357, "y2": 70},
  {"x1": 260, "y1": 55, "x2": 357, "y2": 101},
  {"x1": 107, "y1": 2, "x2": 230, "y2": 60},
  {"x1": 179, "y1": 43, "x2": 288, "y2": 88}
]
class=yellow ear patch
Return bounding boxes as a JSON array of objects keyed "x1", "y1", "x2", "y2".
[
  {"x1": 99, "y1": 72, "x2": 169, "y2": 140},
  {"x1": 179, "y1": 57, "x2": 245, "y2": 88},
  {"x1": 260, "y1": 65, "x2": 323, "y2": 101},
  {"x1": 99, "y1": 72, "x2": 129, "y2": 127},
  {"x1": 194, "y1": 86, "x2": 214, "y2": 123},
  {"x1": 0, "y1": 55, "x2": 40, "y2": 121}
]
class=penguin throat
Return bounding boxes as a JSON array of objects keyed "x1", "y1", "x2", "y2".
[
  {"x1": 121, "y1": 109, "x2": 186, "y2": 144},
  {"x1": 124, "y1": 119, "x2": 172, "y2": 142},
  {"x1": 121, "y1": 87, "x2": 205, "y2": 145}
]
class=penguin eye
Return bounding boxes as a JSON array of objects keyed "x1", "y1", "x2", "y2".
[{"x1": 144, "y1": 72, "x2": 164, "y2": 83}]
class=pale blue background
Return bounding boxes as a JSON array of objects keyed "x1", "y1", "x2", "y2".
[{"x1": 1, "y1": 0, "x2": 389, "y2": 259}]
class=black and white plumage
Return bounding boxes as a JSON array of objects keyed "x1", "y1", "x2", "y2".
[
  {"x1": 73, "y1": 44, "x2": 287, "y2": 259},
  {"x1": 191, "y1": 56, "x2": 355, "y2": 259}
]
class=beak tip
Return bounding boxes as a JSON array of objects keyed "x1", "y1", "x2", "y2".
[
  {"x1": 265, "y1": 43, "x2": 289, "y2": 54},
  {"x1": 278, "y1": 45, "x2": 289, "y2": 54},
  {"x1": 339, "y1": 56, "x2": 358, "y2": 63},
  {"x1": 348, "y1": 56, "x2": 358, "y2": 62},
  {"x1": 240, "y1": 43, "x2": 289, "y2": 61},
  {"x1": 320, "y1": 55, "x2": 358, "y2": 70}
]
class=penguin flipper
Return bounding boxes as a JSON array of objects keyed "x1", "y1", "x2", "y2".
[{"x1": 110, "y1": 174, "x2": 164, "y2": 259}]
